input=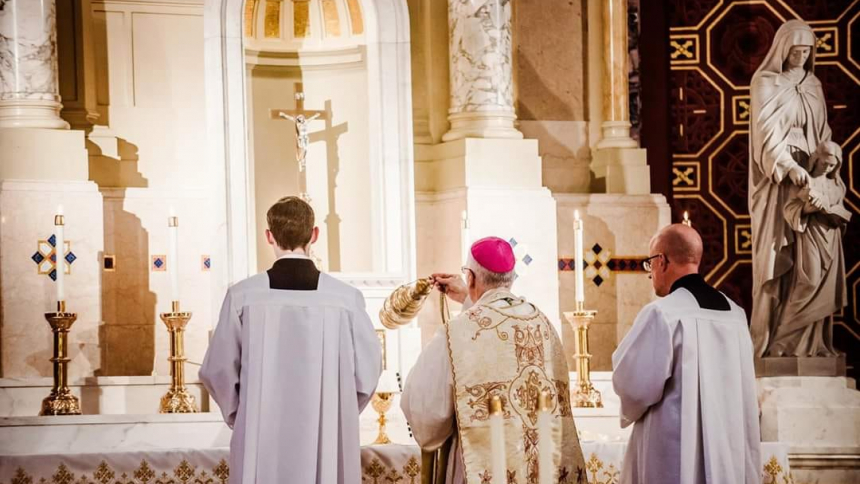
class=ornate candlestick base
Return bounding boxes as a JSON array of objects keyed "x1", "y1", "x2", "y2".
[
  {"x1": 371, "y1": 392, "x2": 394, "y2": 445},
  {"x1": 159, "y1": 301, "x2": 198, "y2": 413},
  {"x1": 41, "y1": 302, "x2": 82, "y2": 416},
  {"x1": 563, "y1": 303, "x2": 603, "y2": 408}
]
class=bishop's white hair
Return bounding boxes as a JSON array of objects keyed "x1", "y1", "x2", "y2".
[{"x1": 466, "y1": 252, "x2": 516, "y2": 289}]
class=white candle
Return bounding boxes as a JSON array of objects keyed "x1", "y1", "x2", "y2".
[
  {"x1": 55, "y1": 205, "x2": 65, "y2": 304},
  {"x1": 538, "y1": 391, "x2": 554, "y2": 484},
  {"x1": 574, "y1": 210, "x2": 585, "y2": 305},
  {"x1": 683, "y1": 211, "x2": 692, "y2": 227},
  {"x1": 489, "y1": 396, "x2": 507, "y2": 484},
  {"x1": 461, "y1": 210, "x2": 470, "y2": 266},
  {"x1": 168, "y1": 209, "x2": 179, "y2": 303}
]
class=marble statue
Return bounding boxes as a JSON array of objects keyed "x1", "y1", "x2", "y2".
[
  {"x1": 278, "y1": 112, "x2": 321, "y2": 172},
  {"x1": 748, "y1": 20, "x2": 849, "y2": 357}
]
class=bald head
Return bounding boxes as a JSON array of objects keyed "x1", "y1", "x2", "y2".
[{"x1": 652, "y1": 224, "x2": 703, "y2": 266}]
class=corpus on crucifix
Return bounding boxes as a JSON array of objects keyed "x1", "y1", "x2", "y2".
[{"x1": 270, "y1": 85, "x2": 327, "y2": 202}]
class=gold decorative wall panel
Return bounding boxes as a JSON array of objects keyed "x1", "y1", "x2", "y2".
[
  {"x1": 264, "y1": 0, "x2": 281, "y2": 38},
  {"x1": 244, "y1": 0, "x2": 258, "y2": 37},
  {"x1": 322, "y1": 0, "x2": 341, "y2": 37},
  {"x1": 293, "y1": 0, "x2": 310, "y2": 38},
  {"x1": 346, "y1": 0, "x2": 363, "y2": 35}
]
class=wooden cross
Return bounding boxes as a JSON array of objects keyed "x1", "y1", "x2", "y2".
[
  {"x1": 270, "y1": 82, "x2": 329, "y2": 201},
  {"x1": 269, "y1": 82, "x2": 328, "y2": 122}
]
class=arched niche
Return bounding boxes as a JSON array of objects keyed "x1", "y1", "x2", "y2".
[{"x1": 204, "y1": 0, "x2": 415, "y2": 296}]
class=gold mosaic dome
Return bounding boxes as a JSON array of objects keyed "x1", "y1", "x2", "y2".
[{"x1": 244, "y1": 0, "x2": 366, "y2": 50}]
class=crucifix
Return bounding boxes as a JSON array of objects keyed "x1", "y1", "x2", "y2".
[{"x1": 270, "y1": 83, "x2": 328, "y2": 202}]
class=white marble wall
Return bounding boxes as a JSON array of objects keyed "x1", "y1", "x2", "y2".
[
  {"x1": 555, "y1": 194, "x2": 671, "y2": 370},
  {"x1": 0, "y1": 0, "x2": 60, "y2": 101},
  {"x1": 448, "y1": 0, "x2": 513, "y2": 113},
  {"x1": 0, "y1": 180, "x2": 104, "y2": 380}
]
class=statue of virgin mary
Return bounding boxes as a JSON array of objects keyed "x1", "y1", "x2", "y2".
[{"x1": 748, "y1": 20, "x2": 847, "y2": 357}]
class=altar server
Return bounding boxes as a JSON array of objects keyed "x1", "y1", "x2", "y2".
[
  {"x1": 613, "y1": 224, "x2": 761, "y2": 484},
  {"x1": 200, "y1": 196, "x2": 382, "y2": 484},
  {"x1": 401, "y1": 237, "x2": 587, "y2": 484}
]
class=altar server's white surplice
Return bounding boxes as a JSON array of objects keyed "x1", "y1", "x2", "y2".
[
  {"x1": 200, "y1": 258, "x2": 382, "y2": 484},
  {"x1": 612, "y1": 277, "x2": 761, "y2": 484}
]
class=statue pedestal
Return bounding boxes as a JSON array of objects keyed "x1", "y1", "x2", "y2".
[
  {"x1": 758, "y1": 376, "x2": 860, "y2": 484},
  {"x1": 756, "y1": 356, "x2": 846, "y2": 377}
]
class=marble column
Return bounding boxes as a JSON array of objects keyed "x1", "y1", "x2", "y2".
[
  {"x1": 442, "y1": 0, "x2": 522, "y2": 141},
  {"x1": 589, "y1": 0, "x2": 649, "y2": 194},
  {"x1": 597, "y1": 0, "x2": 636, "y2": 149},
  {"x1": 0, "y1": 0, "x2": 70, "y2": 129}
]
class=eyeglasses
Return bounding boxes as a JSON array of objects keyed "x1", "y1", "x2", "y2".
[
  {"x1": 461, "y1": 266, "x2": 474, "y2": 278},
  {"x1": 642, "y1": 254, "x2": 665, "y2": 273}
]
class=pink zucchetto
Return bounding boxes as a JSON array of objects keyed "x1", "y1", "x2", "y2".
[{"x1": 470, "y1": 237, "x2": 516, "y2": 273}]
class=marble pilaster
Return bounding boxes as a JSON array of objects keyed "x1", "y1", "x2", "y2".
[
  {"x1": 0, "y1": 0, "x2": 69, "y2": 129},
  {"x1": 443, "y1": 0, "x2": 521, "y2": 141}
]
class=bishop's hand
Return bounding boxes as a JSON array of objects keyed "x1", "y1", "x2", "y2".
[{"x1": 431, "y1": 273, "x2": 467, "y2": 304}]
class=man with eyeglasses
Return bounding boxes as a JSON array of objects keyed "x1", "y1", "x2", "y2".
[
  {"x1": 400, "y1": 236, "x2": 587, "y2": 484},
  {"x1": 612, "y1": 223, "x2": 761, "y2": 484}
]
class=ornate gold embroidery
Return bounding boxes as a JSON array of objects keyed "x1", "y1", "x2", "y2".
[
  {"x1": 213, "y1": 460, "x2": 229, "y2": 483},
  {"x1": 93, "y1": 462, "x2": 114, "y2": 484},
  {"x1": 154, "y1": 471, "x2": 174, "y2": 484},
  {"x1": 468, "y1": 308, "x2": 511, "y2": 341},
  {"x1": 506, "y1": 469, "x2": 518, "y2": 484},
  {"x1": 5, "y1": 458, "x2": 229, "y2": 484},
  {"x1": 574, "y1": 466, "x2": 587, "y2": 484},
  {"x1": 513, "y1": 325, "x2": 545, "y2": 371},
  {"x1": 11, "y1": 468, "x2": 33, "y2": 484},
  {"x1": 762, "y1": 456, "x2": 794, "y2": 484},
  {"x1": 585, "y1": 454, "x2": 620, "y2": 484},
  {"x1": 134, "y1": 461, "x2": 155, "y2": 484},
  {"x1": 512, "y1": 370, "x2": 554, "y2": 426},
  {"x1": 363, "y1": 458, "x2": 386, "y2": 484},
  {"x1": 479, "y1": 470, "x2": 492, "y2": 484},
  {"x1": 402, "y1": 457, "x2": 420, "y2": 484},
  {"x1": 523, "y1": 427, "x2": 539, "y2": 484},
  {"x1": 466, "y1": 381, "x2": 510, "y2": 421},
  {"x1": 383, "y1": 467, "x2": 402, "y2": 483},
  {"x1": 555, "y1": 380, "x2": 571, "y2": 417},
  {"x1": 52, "y1": 464, "x2": 75, "y2": 484},
  {"x1": 173, "y1": 460, "x2": 194, "y2": 483}
]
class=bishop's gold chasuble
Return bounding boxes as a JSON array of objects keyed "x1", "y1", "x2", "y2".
[{"x1": 445, "y1": 290, "x2": 587, "y2": 484}]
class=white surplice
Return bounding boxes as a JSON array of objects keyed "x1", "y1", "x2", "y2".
[
  {"x1": 399, "y1": 299, "x2": 470, "y2": 484},
  {"x1": 612, "y1": 288, "x2": 761, "y2": 484},
  {"x1": 199, "y1": 269, "x2": 382, "y2": 484}
]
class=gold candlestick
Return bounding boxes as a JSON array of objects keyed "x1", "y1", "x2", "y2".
[
  {"x1": 159, "y1": 300, "x2": 198, "y2": 413},
  {"x1": 371, "y1": 392, "x2": 394, "y2": 444},
  {"x1": 41, "y1": 301, "x2": 82, "y2": 416},
  {"x1": 563, "y1": 303, "x2": 603, "y2": 408}
]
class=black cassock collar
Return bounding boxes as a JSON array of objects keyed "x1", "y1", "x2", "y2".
[
  {"x1": 267, "y1": 257, "x2": 320, "y2": 291},
  {"x1": 669, "y1": 273, "x2": 730, "y2": 311}
]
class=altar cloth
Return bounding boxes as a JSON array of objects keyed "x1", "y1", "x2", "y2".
[{"x1": 0, "y1": 442, "x2": 792, "y2": 483}]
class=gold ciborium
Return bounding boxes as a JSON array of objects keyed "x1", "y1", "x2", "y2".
[
  {"x1": 159, "y1": 301, "x2": 198, "y2": 413},
  {"x1": 371, "y1": 392, "x2": 394, "y2": 445},
  {"x1": 563, "y1": 302, "x2": 603, "y2": 408},
  {"x1": 40, "y1": 301, "x2": 82, "y2": 416}
]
